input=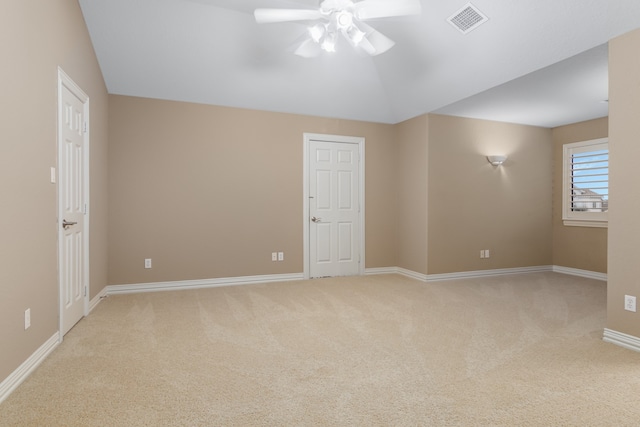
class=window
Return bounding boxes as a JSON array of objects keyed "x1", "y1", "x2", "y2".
[{"x1": 562, "y1": 138, "x2": 608, "y2": 227}]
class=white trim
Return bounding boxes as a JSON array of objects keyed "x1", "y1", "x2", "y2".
[
  {"x1": 552, "y1": 265, "x2": 607, "y2": 281},
  {"x1": 366, "y1": 267, "x2": 428, "y2": 281},
  {"x1": 603, "y1": 328, "x2": 640, "y2": 353},
  {"x1": 303, "y1": 133, "x2": 365, "y2": 280},
  {"x1": 398, "y1": 267, "x2": 429, "y2": 281},
  {"x1": 89, "y1": 287, "x2": 108, "y2": 313},
  {"x1": 364, "y1": 267, "x2": 398, "y2": 276},
  {"x1": 69, "y1": 266, "x2": 608, "y2": 311},
  {"x1": 57, "y1": 67, "x2": 91, "y2": 338},
  {"x1": 107, "y1": 273, "x2": 305, "y2": 295},
  {"x1": 0, "y1": 333, "x2": 59, "y2": 405},
  {"x1": 426, "y1": 266, "x2": 553, "y2": 282},
  {"x1": 365, "y1": 265, "x2": 607, "y2": 284},
  {"x1": 562, "y1": 219, "x2": 607, "y2": 228},
  {"x1": 367, "y1": 266, "x2": 553, "y2": 282},
  {"x1": 107, "y1": 267, "x2": 599, "y2": 293}
]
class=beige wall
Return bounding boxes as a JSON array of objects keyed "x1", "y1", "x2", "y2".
[
  {"x1": 108, "y1": 95, "x2": 397, "y2": 285},
  {"x1": 607, "y1": 28, "x2": 640, "y2": 338},
  {"x1": 0, "y1": 0, "x2": 108, "y2": 383},
  {"x1": 395, "y1": 115, "x2": 429, "y2": 274},
  {"x1": 109, "y1": 101, "x2": 557, "y2": 283},
  {"x1": 551, "y1": 118, "x2": 608, "y2": 272},
  {"x1": 427, "y1": 115, "x2": 553, "y2": 274}
]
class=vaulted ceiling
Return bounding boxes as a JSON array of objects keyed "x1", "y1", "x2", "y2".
[{"x1": 78, "y1": 0, "x2": 640, "y2": 127}]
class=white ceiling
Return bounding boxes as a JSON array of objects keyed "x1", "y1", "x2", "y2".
[{"x1": 78, "y1": 0, "x2": 640, "y2": 127}]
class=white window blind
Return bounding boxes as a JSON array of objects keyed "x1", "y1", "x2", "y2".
[{"x1": 563, "y1": 138, "x2": 608, "y2": 227}]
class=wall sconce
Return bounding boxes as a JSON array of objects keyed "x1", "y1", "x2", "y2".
[{"x1": 487, "y1": 155, "x2": 507, "y2": 166}]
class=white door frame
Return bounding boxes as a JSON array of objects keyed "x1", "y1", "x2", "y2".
[
  {"x1": 303, "y1": 133, "x2": 365, "y2": 279},
  {"x1": 57, "y1": 67, "x2": 90, "y2": 340}
]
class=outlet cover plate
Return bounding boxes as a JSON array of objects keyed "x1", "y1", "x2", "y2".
[
  {"x1": 624, "y1": 295, "x2": 636, "y2": 312},
  {"x1": 25, "y1": 308, "x2": 31, "y2": 330}
]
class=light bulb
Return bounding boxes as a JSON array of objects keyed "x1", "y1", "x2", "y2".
[
  {"x1": 346, "y1": 26, "x2": 365, "y2": 46},
  {"x1": 321, "y1": 38, "x2": 336, "y2": 52},
  {"x1": 309, "y1": 24, "x2": 325, "y2": 43}
]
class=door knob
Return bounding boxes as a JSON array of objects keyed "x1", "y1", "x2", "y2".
[
  {"x1": 62, "y1": 219, "x2": 77, "y2": 229},
  {"x1": 311, "y1": 216, "x2": 322, "y2": 223}
]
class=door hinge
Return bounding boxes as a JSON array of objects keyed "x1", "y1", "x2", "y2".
[
  {"x1": 83, "y1": 122, "x2": 88, "y2": 134},
  {"x1": 84, "y1": 203, "x2": 87, "y2": 215},
  {"x1": 84, "y1": 287, "x2": 87, "y2": 297}
]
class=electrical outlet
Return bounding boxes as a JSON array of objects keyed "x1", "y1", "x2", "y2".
[
  {"x1": 624, "y1": 295, "x2": 636, "y2": 312},
  {"x1": 144, "y1": 258, "x2": 152, "y2": 269},
  {"x1": 485, "y1": 249, "x2": 490, "y2": 258},
  {"x1": 278, "y1": 252, "x2": 284, "y2": 261},
  {"x1": 480, "y1": 250, "x2": 484, "y2": 259},
  {"x1": 272, "y1": 252, "x2": 277, "y2": 261},
  {"x1": 25, "y1": 308, "x2": 31, "y2": 330}
]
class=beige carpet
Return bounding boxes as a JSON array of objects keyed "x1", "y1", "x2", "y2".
[{"x1": 2, "y1": 272, "x2": 640, "y2": 426}]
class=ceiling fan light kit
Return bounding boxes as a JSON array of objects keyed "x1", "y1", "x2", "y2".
[{"x1": 254, "y1": 0, "x2": 421, "y2": 57}]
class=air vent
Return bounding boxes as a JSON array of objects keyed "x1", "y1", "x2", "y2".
[{"x1": 448, "y1": 3, "x2": 488, "y2": 34}]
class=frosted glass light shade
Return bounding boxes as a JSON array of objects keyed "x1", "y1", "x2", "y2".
[{"x1": 487, "y1": 155, "x2": 507, "y2": 166}]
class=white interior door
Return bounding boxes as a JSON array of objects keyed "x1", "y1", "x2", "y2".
[
  {"x1": 305, "y1": 135, "x2": 364, "y2": 278},
  {"x1": 58, "y1": 69, "x2": 89, "y2": 336}
]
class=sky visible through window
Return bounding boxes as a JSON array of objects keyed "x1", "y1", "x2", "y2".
[{"x1": 572, "y1": 149, "x2": 609, "y2": 200}]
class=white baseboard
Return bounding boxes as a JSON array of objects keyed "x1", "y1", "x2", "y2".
[
  {"x1": 104, "y1": 266, "x2": 605, "y2": 297},
  {"x1": 88, "y1": 287, "x2": 108, "y2": 313},
  {"x1": 425, "y1": 266, "x2": 553, "y2": 282},
  {"x1": 364, "y1": 267, "x2": 398, "y2": 276},
  {"x1": 364, "y1": 267, "x2": 427, "y2": 282},
  {"x1": 0, "y1": 332, "x2": 59, "y2": 405},
  {"x1": 603, "y1": 328, "x2": 640, "y2": 353},
  {"x1": 552, "y1": 265, "x2": 607, "y2": 281},
  {"x1": 398, "y1": 268, "x2": 428, "y2": 281},
  {"x1": 109, "y1": 267, "x2": 550, "y2": 293},
  {"x1": 107, "y1": 272, "x2": 305, "y2": 295},
  {"x1": 368, "y1": 265, "x2": 608, "y2": 283},
  {"x1": 365, "y1": 267, "x2": 427, "y2": 281},
  {"x1": 367, "y1": 265, "x2": 552, "y2": 282}
]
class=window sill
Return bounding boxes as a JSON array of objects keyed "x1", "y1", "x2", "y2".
[{"x1": 562, "y1": 219, "x2": 608, "y2": 228}]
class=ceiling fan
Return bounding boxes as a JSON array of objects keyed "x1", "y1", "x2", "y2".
[{"x1": 254, "y1": 0, "x2": 421, "y2": 57}]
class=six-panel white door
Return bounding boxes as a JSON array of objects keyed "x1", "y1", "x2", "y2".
[
  {"x1": 59, "y1": 73, "x2": 87, "y2": 335},
  {"x1": 309, "y1": 140, "x2": 360, "y2": 278}
]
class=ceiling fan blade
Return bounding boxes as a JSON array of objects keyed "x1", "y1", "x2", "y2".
[
  {"x1": 358, "y1": 22, "x2": 395, "y2": 56},
  {"x1": 353, "y1": 0, "x2": 421, "y2": 21},
  {"x1": 254, "y1": 8, "x2": 323, "y2": 23},
  {"x1": 294, "y1": 39, "x2": 323, "y2": 57}
]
